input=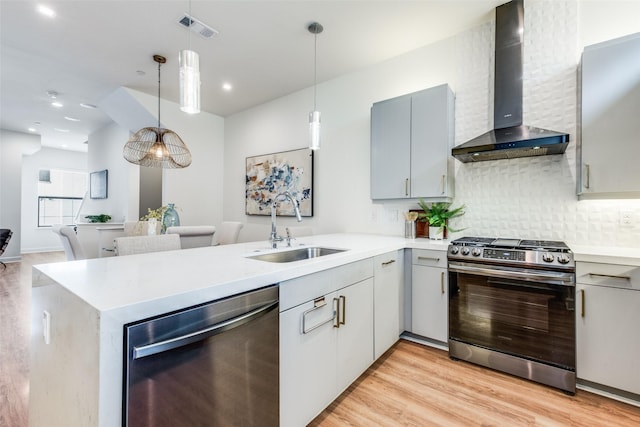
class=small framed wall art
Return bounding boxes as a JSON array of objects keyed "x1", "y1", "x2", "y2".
[
  {"x1": 245, "y1": 148, "x2": 313, "y2": 216},
  {"x1": 90, "y1": 169, "x2": 108, "y2": 199}
]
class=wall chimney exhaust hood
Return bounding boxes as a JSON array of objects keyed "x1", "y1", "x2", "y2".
[{"x1": 451, "y1": 0, "x2": 569, "y2": 163}]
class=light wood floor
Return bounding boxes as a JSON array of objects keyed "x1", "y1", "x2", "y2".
[
  {"x1": 2, "y1": 252, "x2": 639, "y2": 426},
  {"x1": 0, "y1": 252, "x2": 65, "y2": 427},
  {"x1": 311, "y1": 340, "x2": 640, "y2": 426}
]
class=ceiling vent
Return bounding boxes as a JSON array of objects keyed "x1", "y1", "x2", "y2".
[{"x1": 177, "y1": 14, "x2": 218, "y2": 39}]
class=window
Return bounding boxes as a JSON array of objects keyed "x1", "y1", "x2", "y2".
[{"x1": 37, "y1": 169, "x2": 88, "y2": 227}]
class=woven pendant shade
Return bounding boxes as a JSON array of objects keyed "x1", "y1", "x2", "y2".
[
  {"x1": 124, "y1": 54, "x2": 192, "y2": 169},
  {"x1": 124, "y1": 127, "x2": 192, "y2": 168}
]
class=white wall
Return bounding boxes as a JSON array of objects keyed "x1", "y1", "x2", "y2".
[
  {"x1": 224, "y1": 37, "x2": 457, "y2": 241},
  {"x1": 84, "y1": 122, "x2": 135, "y2": 222},
  {"x1": 1, "y1": 129, "x2": 41, "y2": 260},
  {"x1": 20, "y1": 148, "x2": 88, "y2": 253},
  {"x1": 224, "y1": 0, "x2": 640, "y2": 248},
  {"x1": 578, "y1": 0, "x2": 640, "y2": 49}
]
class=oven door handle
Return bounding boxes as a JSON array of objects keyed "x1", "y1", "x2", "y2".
[{"x1": 448, "y1": 262, "x2": 575, "y2": 286}]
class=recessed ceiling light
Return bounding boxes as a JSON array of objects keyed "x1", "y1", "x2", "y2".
[
  {"x1": 64, "y1": 116, "x2": 80, "y2": 122},
  {"x1": 54, "y1": 128, "x2": 70, "y2": 132},
  {"x1": 28, "y1": 127, "x2": 37, "y2": 132},
  {"x1": 222, "y1": 82, "x2": 233, "y2": 91},
  {"x1": 136, "y1": 70, "x2": 146, "y2": 76},
  {"x1": 37, "y1": 4, "x2": 56, "y2": 18},
  {"x1": 51, "y1": 101, "x2": 63, "y2": 108},
  {"x1": 46, "y1": 90, "x2": 58, "y2": 99},
  {"x1": 80, "y1": 103, "x2": 97, "y2": 109}
]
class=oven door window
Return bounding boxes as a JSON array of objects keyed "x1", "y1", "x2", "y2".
[{"x1": 449, "y1": 271, "x2": 575, "y2": 370}]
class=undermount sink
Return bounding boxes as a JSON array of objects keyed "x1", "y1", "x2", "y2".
[{"x1": 247, "y1": 246, "x2": 347, "y2": 263}]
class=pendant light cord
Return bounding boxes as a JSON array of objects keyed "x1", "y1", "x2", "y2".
[
  {"x1": 188, "y1": 0, "x2": 192, "y2": 51},
  {"x1": 313, "y1": 31, "x2": 317, "y2": 111},
  {"x1": 157, "y1": 59, "x2": 161, "y2": 129}
]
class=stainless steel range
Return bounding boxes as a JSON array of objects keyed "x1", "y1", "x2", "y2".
[{"x1": 447, "y1": 237, "x2": 576, "y2": 393}]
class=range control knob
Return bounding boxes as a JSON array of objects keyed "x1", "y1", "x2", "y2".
[
  {"x1": 472, "y1": 248, "x2": 482, "y2": 257},
  {"x1": 461, "y1": 247, "x2": 470, "y2": 256},
  {"x1": 542, "y1": 253, "x2": 555, "y2": 263},
  {"x1": 450, "y1": 246, "x2": 459, "y2": 255},
  {"x1": 557, "y1": 254, "x2": 571, "y2": 264}
]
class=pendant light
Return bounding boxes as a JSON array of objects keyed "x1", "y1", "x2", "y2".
[
  {"x1": 123, "y1": 55, "x2": 192, "y2": 168},
  {"x1": 308, "y1": 22, "x2": 323, "y2": 150},
  {"x1": 179, "y1": 0, "x2": 200, "y2": 114}
]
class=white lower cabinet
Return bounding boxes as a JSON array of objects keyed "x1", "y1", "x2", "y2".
[
  {"x1": 411, "y1": 249, "x2": 448, "y2": 343},
  {"x1": 576, "y1": 262, "x2": 640, "y2": 395},
  {"x1": 373, "y1": 250, "x2": 403, "y2": 359},
  {"x1": 279, "y1": 260, "x2": 374, "y2": 427}
]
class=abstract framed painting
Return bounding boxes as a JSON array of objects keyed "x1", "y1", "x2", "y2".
[{"x1": 245, "y1": 148, "x2": 313, "y2": 216}]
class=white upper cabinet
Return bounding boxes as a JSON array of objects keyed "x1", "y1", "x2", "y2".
[
  {"x1": 371, "y1": 84, "x2": 455, "y2": 200},
  {"x1": 578, "y1": 32, "x2": 640, "y2": 199}
]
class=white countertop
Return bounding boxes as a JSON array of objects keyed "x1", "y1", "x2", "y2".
[
  {"x1": 570, "y1": 244, "x2": 640, "y2": 266},
  {"x1": 33, "y1": 233, "x2": 449, "y2": 324}
]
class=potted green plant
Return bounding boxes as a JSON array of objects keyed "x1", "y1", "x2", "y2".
[
  {"x1": 84, "y1": 214, "x2": 112, "y2": 223},
  {"x1": 417, "y1": 200, "x2": 465, "y2": 240}
]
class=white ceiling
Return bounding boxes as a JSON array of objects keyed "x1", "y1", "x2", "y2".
[{"x1": 0, "y1": 0, "x2": 503, "y2": 152}]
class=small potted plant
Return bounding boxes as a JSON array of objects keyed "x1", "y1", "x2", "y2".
[
  {"x1": 84, "y1": 214, "x2": 112, "y2": 223},
  {"x1": 417, "y1": 200, "x2": 465, "y2": 240}
]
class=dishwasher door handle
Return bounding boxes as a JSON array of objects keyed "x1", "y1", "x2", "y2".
[{"x1": 133, "y1": 300, "x2": 279, "y2": 360}]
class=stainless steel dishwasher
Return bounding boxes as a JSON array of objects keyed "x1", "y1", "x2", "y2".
[{"x1": 123, "y1": 285, "x2": 279, "y2": 426}]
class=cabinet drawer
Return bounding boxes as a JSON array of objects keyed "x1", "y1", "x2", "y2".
[
  {"x1": 412, "y1": 249, "x2": 447, "y2": 268},
  {"x1": 280, "y1": 259, "x2": 374, "y2": 311},
  {"x1": 576, "y1": 262, "x2": 640, "y2": 290}
]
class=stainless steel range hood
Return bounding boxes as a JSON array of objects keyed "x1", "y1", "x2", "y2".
[{"x1": 452, "y1": 0, "x2": 569, "y2": 163}]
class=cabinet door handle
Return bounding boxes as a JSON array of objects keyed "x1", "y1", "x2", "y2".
[
  {"x1": 440, "y1": 271, "x2": 445, "y2": 294},
  {"x1": 417, "y1": 256, "x2": 440, "y2": 262},
  {"x1": 381, "y1": 259, "x2": 396, "y2": 266},
  {"x1": 303, "y1": 297, "x2": 336, "y2": 334},
  {"x1": 405, "y1": 178, "x2": 409, "y2": 197},
  {"x1": 588, "y1": 273, "x2": 630, "y2": 281},
  {"x1": 581, "y1": 289, "x2": 585, "y2": 318},
  {"x1": 339, "y1": 295, "x2": 346, "y2": 326},
  {"x1": 441, "y1": 175, "x2": 445, "y2": 194},
  {"x1": 585, "y1": 164, "x2": 590, "y2": 189}
]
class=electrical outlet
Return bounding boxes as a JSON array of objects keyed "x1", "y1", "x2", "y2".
[
  {"x1": 620, "y1": 211, "x2": 634, "y2": 228},
  {"x1": 43, "y1": 310, "x2": 51, "y2": 344}
]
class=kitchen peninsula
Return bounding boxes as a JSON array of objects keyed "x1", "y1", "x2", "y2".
[{"x1": 29, "y1": 233, "x2": 448, "y2": 426}]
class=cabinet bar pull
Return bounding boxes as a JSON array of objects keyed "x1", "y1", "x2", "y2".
[
  {"x1": 339, "y1": 295, "x2": 346, "y2": 326},
  {"x1": 405, "y1": 178, "x2": 409, "y2": 197},
  {"x1": 440, "y1": 271, "x2": 445, "y2": 294},
  {"x1": 302, "y1": 297, "x2": 336, "y2": 334},
  {"x1": 581, "y1": 289, "x2": 585, "y2": 318},
  {"x1": 441, "y1": 175, "x2": 445, "y2": 194},
  {"x1": 585, "y1": 164, "x2": 590, "y2": 189},
  {"x1": 332, "y1": 297, "x2": 340, "y2": 328},
  {"x1": 381, "y1": 259, "x2": 396, "y2": 266},
  {"x1": 417, "y1": 256, "x2": 440, "y2": 262},
  {"x1": 588, "y1": 273, "x2": 631, "y2": 281}
]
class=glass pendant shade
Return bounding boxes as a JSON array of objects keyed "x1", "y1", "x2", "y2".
[
  {"x1": 309, "y1": 110, "x2": 321, "y2": 150},
  {"x1": 124, "y1": 128, "x2": 192, "y2": 168},
  {"x1": 179, "y1": 49, "x2": 200, "y2": 114}
]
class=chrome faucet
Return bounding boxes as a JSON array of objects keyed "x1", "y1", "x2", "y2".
[{"x1": 270, "y1": 191, "x2": 302, "y2": 248}]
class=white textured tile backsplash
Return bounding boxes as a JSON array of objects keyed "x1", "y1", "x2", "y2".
[{"x1": 450, "y1": 0, "x2": 640, "y2": 248}]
